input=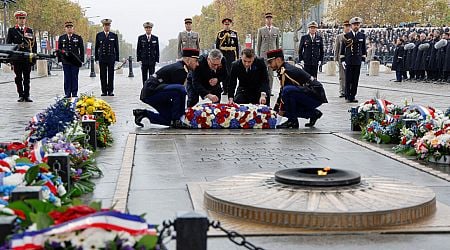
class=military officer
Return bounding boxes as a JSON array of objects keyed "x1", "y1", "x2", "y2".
[
  {"x1": 339, "y1": 17, "x2": 367, "y2": 103},
  {"x1": 392, "y1": 38, "x2": 406, "y2": 82},
  {"x1": 228, "y1": 48, "x2": 270, "y2": 105},
  {"x1": 334, "y1": 20, "x2": 351, "y2": 97},
  {"x1": 298, "y1": 21, "x2": 324, "y2": 78},
  {"x1": 177, "y1": 18, "x2": 200, "y2": 58},
  {"x1": 57, "y1": 21, "x2": 84, "y2": 98},
  {"x1": 256, "y1": 12, "x2": 280, "y2": 94},
  {"x1": 95, "y1": 18, "x2": 119, "y2": 96},
  {"x1": 215, "y1": 18, "x2": 239, "y2": 95},
  {"x1": 137, "y1": 22, "x2": 159, "y2": 84},
  {"x1": 267, "y1": 49, "x2": 327, "y2": 129},
  {"x1": 6, "y1": 10, "x2": 37, "y2": 102},
  {"x1": 133, "y1": 48, "x2": 200, "y2": 128}
]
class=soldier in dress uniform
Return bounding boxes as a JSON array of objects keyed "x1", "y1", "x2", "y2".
[
  {"x1": 440, "y1": 31, "x2": 450, "y2": 83},
  {"x1": 298, "y1": 21, "x2": 324, "y2": 78},
  {"x1": 177, "y1": 18, "x2": 200, "y2": 58},
  {"x1": 334, "y1": 20, "x2": 351, "y2": 98},
  {"x1": 133, "y1": 48, "x2": 200, "y2": 128},
  {"x1": 267, "y1": 49, "x2": 327, "y2": 129},
  {"x1": 57, "y1": 21, "x2": 84, "y2": 98},
  {"x1": 215, "y1": 18, "x2": 239, "y2": 95},
  {"x1": 137, "y1": 22, "x2": 159, "y2": 84},
  {"x1": 339, "y1": 17, "x2": 367, "y2": 103},
  {"x1": 228, "y1": 48, "x2": 270, "y2": 105},
  {"x1": 95, "y1": 18, "x2": 119, "y2": 96},
  {"x1": 6, "y1": 10, "x2": 37, "y2": 102},
  {"x1": 256, "y1": 12, "x2": 280, "y2": 94}
]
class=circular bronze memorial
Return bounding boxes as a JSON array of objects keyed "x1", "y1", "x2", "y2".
[
  {"x1": 275, "y1": 168, "x2": 361, "y2": 187},
  {"x1": 204, "y1": 170, "x2": 436, "y2": 230}
]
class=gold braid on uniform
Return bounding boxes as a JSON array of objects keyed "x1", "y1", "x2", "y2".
[
  {"x1": 343, "y1": 34, "x2": 353, "y2": 48},
  {"x1": 217, "y1": 31, "x2": 230, "y2": 48}
]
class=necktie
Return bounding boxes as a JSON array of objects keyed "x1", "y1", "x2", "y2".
[{"x1": 148, "y1": 35, "x2": 150, "y2": 42}]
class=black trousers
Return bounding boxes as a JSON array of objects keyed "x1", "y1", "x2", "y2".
[
  {"x1": 99, "y1": 62, "x2": 115, "y2": 94},
  {"x1": 13, "y1": 62, "x2": 32, "y2": 98},
  {"x1": 234, "y1": 91, "x2": 270, "y2": 106},
  {"x1": 221, "y1": 50, "x2": 236, "y2": 93},
  {"x1": 186, "y1": 80, "x2": 199, "y2": 107},
  {"x1": 303, "y1": 64, "x2": 318, "y2": 78},
  {"x1": 345, "y1": 65, "x2": 361, "y2": 101},
  {"x1": 141, "y1": 64, "x2": 156, "y2": 84}
]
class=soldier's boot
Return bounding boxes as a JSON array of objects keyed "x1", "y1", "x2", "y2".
[
  {"x1": 171, "y1": 120, "x2": 190, "y2": 129},
  {"x1": 305, "y1": 110, "x2": 323, "y2": 128},
  {"x1": 133, "y1": 109, "x2": 147, "y2": 127},
  {"x1": 276, "y1": 119, "x2": 299, "y2": 129}
]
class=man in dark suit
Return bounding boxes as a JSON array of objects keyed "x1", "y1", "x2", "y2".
[
  {"x1": 95, "y1": 18, "x2": 119, "y2": 96},
  {"x1": 228, "y1": 48, "x2": 270, "y2": 105},
  {"x1": 339, "y1": 17, "x2": 367, "y2": 103},
  {"x1": 137, "y1": 22, "x2": 159, "y2": 84},
  {"x1": 6, "y1": 10, "x2": 37, "y2": 102},
  {"x1": 298, "y1": 21, "x2": 324, "y2": 78},
  {"x1": 57, "y1": 21, "x2": 84, "y2": 98}
]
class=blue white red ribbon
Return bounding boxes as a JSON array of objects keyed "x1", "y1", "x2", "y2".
[{"x1": 408, "y1": 105, "x2": 435, "y2": 119}]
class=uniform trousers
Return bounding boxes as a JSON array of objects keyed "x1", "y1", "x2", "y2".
[
  {"x1": 281, "y1": 85, "x2": 321, "y2": 120},
  {"x1": 13, "y1": 62, "x2": 32, "y2": 98},
  {"x1": 141, "y1": 84, "x2": 186, "y2": 126},
  {"x1": 345, "y1": 65, "x2": 361, "y2": 101},
  {"x1": 141, "y1": 63, "x2": 156, "y2": 84},
  {"x1": 303, "y1": 64, "x2": 318, "y2": 78},
  {"x1": 63, "y1": 64, "x2": 80, "y2": 97},
  {"x1": 99, "y1": 62, "x2": 115, "y2": 94}
]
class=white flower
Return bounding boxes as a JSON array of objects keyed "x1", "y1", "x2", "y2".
[
  {"x1": 57, "y1": 185, "x2": 67, "y2": 196},
  {"x1": 80, "y1": 228, "x2": 116, "y2": 249},
  {"x1": 117, "y1": 231, "x2": 136, "y2": 247},
  {"x1": 3, "y1": 173, "x2": 25, "y2": 186}
]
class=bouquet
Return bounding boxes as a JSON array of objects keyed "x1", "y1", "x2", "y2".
[{"x1": 415, "y1": 127, "x2": 450, "y2": 161}]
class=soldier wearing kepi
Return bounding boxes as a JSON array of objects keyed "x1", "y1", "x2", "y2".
[
  {"x1": 177, "y1": 18, "x2": 200, "y2": 58},
  {"x1": 137, "y1": 22, "x2": 159, "y2": 84},
  {"x1": 133, "y1": 48, "x2": 200, "y2": 128},
  {"x1": 215, "y1": 18, "x2": 239, "y2": 95},
  {"x1": 334, "y1": 20, "x2": 351, "y2": 98},
  {"x1": 340, "y1": 17, "x2": 367, "y2": 103},
  {"x1": 57, "y1": 21, "x2": 84, "y2": 98},
  {"x1": 6, "y1": 10, "x2": 37, "y2": 102},
  {"x1": 95, "y1": 18, "x2": 119, "y2": 96},
  {"x1": 256, "y1": 12, "x2": 280, "y2": 94},
  {"x1": 298, "y1": 21, "x2": 324, "y2": 78},
  {"x1": 267, "y1": 49, "x2": 327, "y2": 129}
]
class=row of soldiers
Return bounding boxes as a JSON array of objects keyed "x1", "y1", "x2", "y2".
[{"x1": 392, "y1": 30, "x2": 450, "y2": 83}]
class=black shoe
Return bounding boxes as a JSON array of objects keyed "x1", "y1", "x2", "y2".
[
  {"x1": 276, "y1": 119, "x2": 299, "y2": 129},
  {"x1": 132, "y1": 109, "x2": 146, "y2": 127},
  {"x1": 305, "y1": 110, "x2": 323, "y2": 127},
  {"x1": 101, "y1": 93, "x2": 107, "y2": 96},
  {"x1": 171, "y1": 119, "x2": 190, "y2": 129},
  {"x1": 64, "y1": 96, "x2": 71, "y2": 98},
  {"x1": 108, "y1": 93, "x2": 115, "y2": 96},
  {"x1": 339, "y1": 94, "x2": 345, "y2": 98},
  {"x1": 393, "y1": 80, "x2": 401, "y2": 82},
  {"x1": 17, "y1": 97, "x2": 25, "y2": 102},
  {"x1": 346, "y1": 99, "x2": 358, "y2": 103},
  {"x1": 24, "y1": 97, "x2": 33, "y2": 102}
]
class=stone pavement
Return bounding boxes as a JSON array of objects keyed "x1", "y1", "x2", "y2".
[{"x1": 0, "y1": 67, "x2": 450, "y2": 249}]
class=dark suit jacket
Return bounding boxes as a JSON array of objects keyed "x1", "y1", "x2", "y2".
[
  {"x1": 192, "y1": 55, "x2": 228, "y2": 98},
  {"x1": 137, "y1": 34, "x2": 159, "y2": 65},
  {"x1": 298, "y1": 34, "x2": 324, "y2": 65},
  {"x1": 95, "y1": 31, "x2": 119, "y2": 63},
  {"x1": 228, "y1": 57, "x2": 269, "y2": 99}
]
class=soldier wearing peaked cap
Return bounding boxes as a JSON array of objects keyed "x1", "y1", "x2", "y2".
[
  {"x1": 215, "y1": 18, "x2": 239, "y2": 95},
  {"x1": 298, "y1": 21, "x2": 324, "y2": 78},
  {"x1": 267, "y1": 49, "x2": 327, "y2": 129},
  {"x1": 177, "y1": 17, "x2": 200, "y2": 59},
  {"x1": 133, "y1": 48, "x2": 200, "y2": 128},
  {"x1": 7, "y1": 10, "x2": 37, "y2": 102},
  {"x1": 95, "y1": 18, "x2": 119, "y2": 96},
  {"x1": 334, "y1": 20, "x2": 351, "y2": 98},
  {"x1": 57, "y1": 21, "x2": 84, "y2": 98},
  {"x1": 137, "y1": 21, "x2": 159, "y2": 84},
  {"x1": 339, "y1": 16, "x2": 367, "y2": 103}
]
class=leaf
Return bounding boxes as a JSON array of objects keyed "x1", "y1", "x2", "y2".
[
  {"x1": 405, "y1": 148, "x2": 417, "y2": 156},
  {"x1": 25, "y1": 199, "x2": 57, "y2": 213},
  {"x1": 16, "y1": 158, "x2": 33, "y2": 165},
  {"x1": 89, "y1": 201, "x2": 102, "y2": 211},
  {"x1": 24, "y1": 165, "x2": 40, "y2": 185},
  {"x1": 136, "y1": 235, "x2": 158, "y2": 250},
  {"x1": 30, "y1": 212, "x2": 54, "y2": 230},
  {"x1": 71, "y1": 198, "x2": 83, "y2": 206}
]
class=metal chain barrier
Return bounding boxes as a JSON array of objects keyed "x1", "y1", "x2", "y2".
[{"x1": 210, "y1": 220, "x2": 265, "y2": 250}]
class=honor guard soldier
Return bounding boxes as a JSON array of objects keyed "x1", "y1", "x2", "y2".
[
  {"x1": 267, "y1": 49, "x2": 327, "y2": 129},
  {"x1": 228, "y1": 48, "x2": 270, "y2": 105},
  {"x1": 298, "y1": 21, "x2": 324, "y2": 78},
  {"x1": 215, "y1": 18, "x2": 239, "y2": 95},
  {"x1": 133, "y1": 48, "x2": 200, "y2": 128},
  {"x1": 339, "y1": 17, "x2": 367, "y2": 103},
  {"x1": 137, "y1": 22, "x2": 159, "y2": 84},
  {"x1": 95, "y1": 18, "x2": 119, "y2": 96},
  {"x1": 177, "y1": 18, "x2": 200, "y2": 59},
  {"x1": 57, "y1": 21, "x2": 84, "y2": 98},
  {"x1": 6, "y1": 10, "x2": 37, "y2": 102},
  {"x1": 256, "y1": 12, "x2": 280, "y2": 95},
  {"x1": 334, "y1": 20, "x2": 351, "y2": 97}
]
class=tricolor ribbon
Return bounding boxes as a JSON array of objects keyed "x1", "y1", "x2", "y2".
[
  {"x1": 10, "y1": 211, "x2": 157, "y2": 250},
  {"x1": 408, "y1": 105, "x2": 435, "y2": 119}
]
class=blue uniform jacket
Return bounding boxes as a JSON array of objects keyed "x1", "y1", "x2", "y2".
[
  {"x1": 95, "y1": 31, "x2": 119, "y2": 63},
  {"x1": 340, "y1": 31, "x2": 367, "y2": 66},
  {"x1": 136, "y1": 34, "x2": 159, "y2": 65}
]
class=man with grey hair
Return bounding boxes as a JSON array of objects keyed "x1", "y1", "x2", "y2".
[{"x1": 188, "y1": 49, "x2": 228, "y2": 106}]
